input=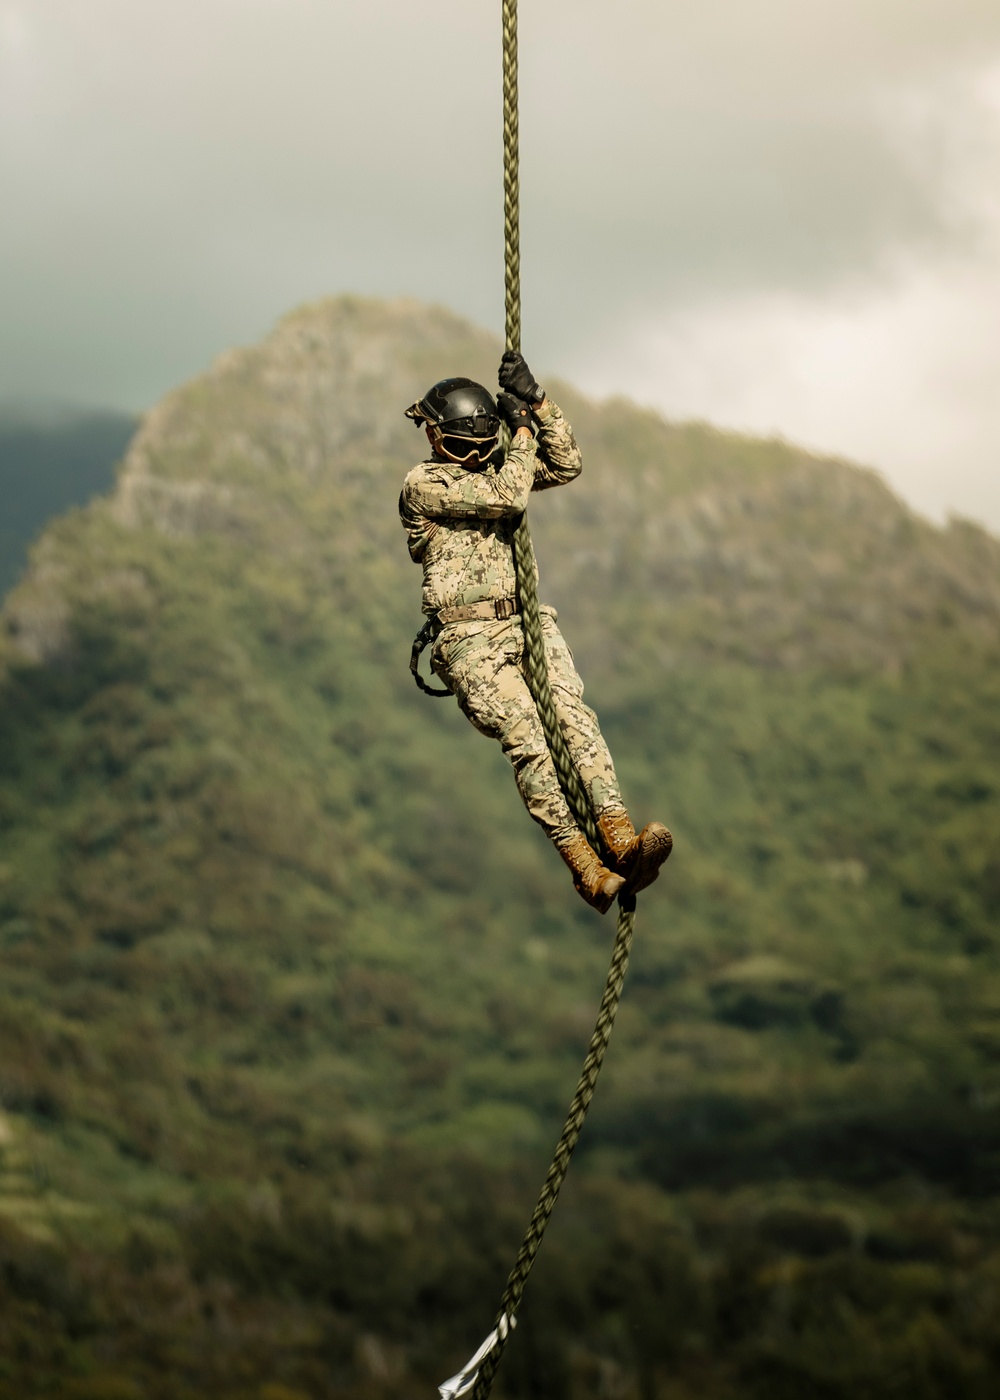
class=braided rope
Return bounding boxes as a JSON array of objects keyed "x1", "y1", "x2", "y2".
[
  {"x1": 459, "y1": 905, "x2": 635, "y2": 1400},
  {"x1": 512, "y1": 524, "x2": 602, "y2": 850},
  {"x1": 502, "y1": 0, "x2": 599, "y2": 852},
  {"x1": 502, "y1": 0, "x2": 521, "y2": 355},
  {"x1": 437, "y1": 6, "x2": 641, "y2": 1399}
]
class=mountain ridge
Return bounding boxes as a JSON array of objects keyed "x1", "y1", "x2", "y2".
[{"x1": 6, "y1": 294, "x2": 999, "y2": 683}]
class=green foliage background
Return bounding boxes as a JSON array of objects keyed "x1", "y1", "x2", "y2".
[{"x1": 1, "y1": 297, "x2": 999, "y2": 1399}]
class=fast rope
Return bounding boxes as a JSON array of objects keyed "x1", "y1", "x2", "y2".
[{"x1": 438, "y1": 4, "x2": 639, "y2": 1397}]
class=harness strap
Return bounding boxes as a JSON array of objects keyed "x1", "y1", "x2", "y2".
[{"x1": 409, "y1": 618, "x2": 451, "y2": 698}]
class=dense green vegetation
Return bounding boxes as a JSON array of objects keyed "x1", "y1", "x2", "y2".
[
  {"x1": 1, "y1": 296, "x2": 999, "y2": 1399},
  {"x1": 0, "y1": 408, "x2": 136, "y2": 596}
]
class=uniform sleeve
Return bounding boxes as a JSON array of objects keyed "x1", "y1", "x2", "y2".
[
  {"x1": 402, "y1": 440, "x2": 537, "y2": 520},
  {"x1": 531, "y1": 397, "x2": 583, "y2": 492}
]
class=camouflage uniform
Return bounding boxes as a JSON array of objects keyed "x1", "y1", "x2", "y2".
[{"x1": 400, "y1": 399, "x2": 623, "y2": 845}]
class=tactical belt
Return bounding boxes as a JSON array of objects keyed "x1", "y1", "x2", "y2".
[
  {"x1": 409, "y1": 596, "x2": 521, "y2": 697},
  {"x1": 436, "y1": 596, "x2": 520, "y2": 626}
]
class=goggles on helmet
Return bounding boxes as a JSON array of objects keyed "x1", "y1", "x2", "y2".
[{"x1": 433, "y1": 428, "x2": 499, "y2": 465}]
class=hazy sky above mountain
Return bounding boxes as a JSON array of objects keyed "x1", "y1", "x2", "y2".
[{"x1": 3, "y1": 0, "x2": 1000, "y2": 527}]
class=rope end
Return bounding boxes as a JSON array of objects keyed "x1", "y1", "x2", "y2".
[{"x1": 438, "y1": 1314, "x2": 516, "y2": 1400}]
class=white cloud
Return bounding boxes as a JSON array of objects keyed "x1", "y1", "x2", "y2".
[{"x1": 571, "y1": 64, "x2": 1000, "y2": 531}]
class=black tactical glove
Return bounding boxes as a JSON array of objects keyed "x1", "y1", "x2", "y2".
[
  {"x1": 497, "y1": 391, "x2": 535, "y2": 436},
  {"x1": 499, "y1": 350, "x2": 545, "y2": 405}
]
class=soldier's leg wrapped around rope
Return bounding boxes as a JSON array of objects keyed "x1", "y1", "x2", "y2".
[
  {"x1": 431, "y1": 608, "x2": 666, "y2": 910},
  {"x1": 434, "y1": 606, "x2": 620, "y2": 828}
]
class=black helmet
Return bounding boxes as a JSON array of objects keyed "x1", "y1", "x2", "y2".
[{"x1": 405, "y1": 377, "x2": 500, "y2": 466}]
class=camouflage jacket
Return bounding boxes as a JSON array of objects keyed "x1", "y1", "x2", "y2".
[{"x1": 399, "y1": 398, "x2": 582, "y2": 616}]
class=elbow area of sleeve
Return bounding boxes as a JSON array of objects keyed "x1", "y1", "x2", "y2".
[{"x1": 500, "y1": 451, "x2": 536, "y2": 511}]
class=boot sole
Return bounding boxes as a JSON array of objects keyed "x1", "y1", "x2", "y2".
[{"x1": 621, "y1": 823, "x2": 673, "y2": 898}]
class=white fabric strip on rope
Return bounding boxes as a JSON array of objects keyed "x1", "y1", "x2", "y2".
[{"x1": 438, "y1": 1314, "x2": 517, "y2": 1400}]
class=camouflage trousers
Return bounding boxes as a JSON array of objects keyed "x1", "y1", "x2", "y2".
[{"x1": 431, "y1": 606, "x2": 623, "y2": 844}]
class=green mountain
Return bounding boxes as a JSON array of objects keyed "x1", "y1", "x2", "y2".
[
  {"x1": 0, "y1": 407, "x2": 137, "y2": 597},
  {"x1": 1, "y1": 296, "x2": 999, "y2": 1400}
]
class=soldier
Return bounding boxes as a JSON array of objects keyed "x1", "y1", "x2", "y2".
[{"x1": 400, "y1": 351, "x2": 671, "y2": 913}]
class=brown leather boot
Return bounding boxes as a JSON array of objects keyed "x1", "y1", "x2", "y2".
[
  {"x1": 597, "y1": 809, "x2": 673, "y2": 897},
  {"x1": 556, "y1": 832, "x2": 625, "y2": 914}
]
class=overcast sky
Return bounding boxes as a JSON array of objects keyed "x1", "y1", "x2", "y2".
[{"x1": 3, "y1": 0, "x2": 1000, "y2": 527}]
